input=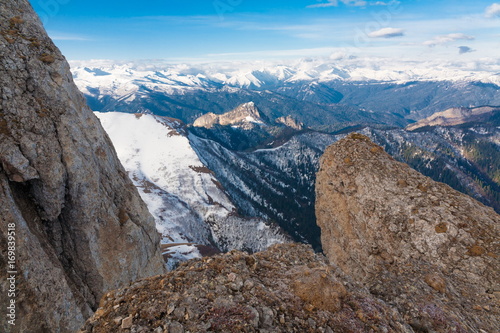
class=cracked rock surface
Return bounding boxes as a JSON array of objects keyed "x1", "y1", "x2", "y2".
[
  {"x1": 0, "y1": 1, "x2": 165, "y2": 332},
  {"x1": 80, "y1": 243, "x2": 413, "y2": 333},
  {"x1": 316, "y1": 133, "x2": 500, "y2": 332}
]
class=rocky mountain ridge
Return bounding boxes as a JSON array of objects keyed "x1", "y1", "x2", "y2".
[
  {"x1": 0, "y1": 1, "x2": 164, "y2": 332},
  {"x1": 80, "y1": 243, "x2": 414, "y2": 333},
  {"x1": 81, "y1": 134, "x2": 500, "y2": 332},
  {"x1": 193, "y1": 102, "x2": 264, "y2": 129}
]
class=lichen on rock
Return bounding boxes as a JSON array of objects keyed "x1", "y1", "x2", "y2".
[{"x1": 316, "y1": 133, "x2": 500, "y2": 332}]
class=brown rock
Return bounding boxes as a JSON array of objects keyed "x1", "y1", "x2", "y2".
[
  {"x1": 80, "y1": 244, "x2": 412, "y2": 332},
  {"x1": 275, "y1": 115, "x2": 303, "y2": 130},
  {"x1": 289, "y1": 266, "x2": 347, "y2": 312},
  {"x1": 423, "y1": 273, "x2": 446, "y2": 293},
  {"x1": 434, "y1": 222, "x2": 448, "y2": 233},
  {"x1": 193, "y1": 102, "x2": 263, "y2": 129},
  {"x1": 467, "y1": 245, "x2": 487, "y2": 256},
  {"x1": 406, "y1": 106, "x2": 500, "y2": 131},
  {"x1": 0, "y1": 1, "x2": 165, "y2": 332},
  {"x1": 121, "y1": 316, "x2": 133, "y2": 329},
  {"x1": 316, "y1": 133, "x2": 500, "y2": 332}
]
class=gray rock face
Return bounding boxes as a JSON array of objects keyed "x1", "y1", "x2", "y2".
[
  {"x1": 316, "y1": 133, "x2": 500, "y2": 332},
  {"x1": 0, "y1": 1, "x2": 165, "y2": 332}
]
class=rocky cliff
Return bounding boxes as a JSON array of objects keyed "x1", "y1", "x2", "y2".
[
  {"x1": 0, "y1": 1, "x2": 165, "y2": 332},
  {"x1": 275, "y1": 115, "x2": 303, "y2": 130},
  {"x1": 316, "y1": 133, "x2": 499, "y2": 332},
  {"x1": 193, "y1": 102, "x2": 264, "y2": 129}
]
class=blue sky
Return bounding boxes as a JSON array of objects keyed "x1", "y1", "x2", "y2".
[{"x1": 31, "y1": 0, "x2": 500, "y2": 62}]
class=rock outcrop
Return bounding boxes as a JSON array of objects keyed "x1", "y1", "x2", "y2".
[
  {"x1": 406, "y1": 106, "x2": 499, "y2": 131},
  {"x1": 0, "y1": 1, "x2": 165, "y2": 332},
  {"x1": 275, "y1": 115, "x2": 303, "y2": 130},
  {"x1": 316, "y1": 133, "x2": 500, "y2": 332},
  {"x1": 80, "y1": 243, "x2": 413, "y2": 333},
  {"x1": 193, "y1": 102, "x2": 264, "y2": 129}
]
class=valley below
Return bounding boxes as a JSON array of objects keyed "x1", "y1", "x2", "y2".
[{"x1": 78, "y1": 64, "x2": 500, "y2": 256}]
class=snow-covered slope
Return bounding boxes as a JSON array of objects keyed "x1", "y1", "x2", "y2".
[{"x1": 95, "y1": 112, "x2": 286, "y2": 267}]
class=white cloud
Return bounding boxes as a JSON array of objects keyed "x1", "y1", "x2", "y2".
[
  {"x1": 308, "y1": 0, "x2": 337, "y2": 8},
  {"x1": 309, "y1": 1, "x2": 350, "y2": 8},
  {"x1": 294, "y1": 33, "x2": 324, "y2": 39},
  {"x1": 308, "y1": 0, "x2": 393, "y2": 8},
  {"x1": 423, "y1": 33, "x2": 474, "y2": 47},
  {"x1": 485, "y1": 3, "x2": 500, "y2": 18},
  {"x1": 368, "y1": 27, "x2": 404, "y2": 38}
]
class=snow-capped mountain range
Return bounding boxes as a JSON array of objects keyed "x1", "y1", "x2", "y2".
[
  {"x1": 72, "y1": 58, "x2": 500, "y2": 134},
  {"x1": 72, "y1": 57, "x2": 500, "y2": 98}
]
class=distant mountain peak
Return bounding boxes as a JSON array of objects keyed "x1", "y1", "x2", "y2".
[{"x1": 193, "y1": 102, "x2": 264, "y2": 129}]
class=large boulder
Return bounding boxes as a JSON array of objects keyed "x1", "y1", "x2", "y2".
[{"x1": 316, "y1": 133, "x2": 499, "y2": 332}]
